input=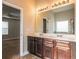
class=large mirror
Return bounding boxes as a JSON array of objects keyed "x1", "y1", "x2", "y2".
[{"x1": 35, "y1": 3, "x2": 75, "y2": 34}]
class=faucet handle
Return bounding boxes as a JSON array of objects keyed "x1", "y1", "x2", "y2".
[{"x1": 57, "y1": 34, "x2": 62, "y2": 37}]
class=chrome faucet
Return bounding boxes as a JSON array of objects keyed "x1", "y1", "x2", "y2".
[{"x1": 57, "y1": 34, "x2": 62, "y2": 37}]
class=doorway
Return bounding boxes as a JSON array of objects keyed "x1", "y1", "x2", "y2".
[{"x1": 2, "y1": 2, "x2": 23, "y2": 59}]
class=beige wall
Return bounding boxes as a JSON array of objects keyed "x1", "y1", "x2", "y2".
[
  {"x1": 3, "y1": 0, "x2": 36, "y2": 54},
  {"x1": 36, "y1": 0, "x2": 51, "y2": 9}
]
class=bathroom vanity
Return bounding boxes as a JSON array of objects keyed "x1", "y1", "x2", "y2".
[{"x1": 27, "y1": 34, "x2": 76, "y2": 59}]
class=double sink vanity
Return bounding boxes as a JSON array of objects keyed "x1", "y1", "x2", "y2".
[{"x1": 27, "y1": 33, "x2": 76, "y2": 59}]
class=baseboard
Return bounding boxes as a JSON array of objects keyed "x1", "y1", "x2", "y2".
[
  {"x1": 20, "y1": 51, "x2": 29, "y2": 56},
  {"x1": 23, "y1": 51, "x2": 29, "y2": 56}
]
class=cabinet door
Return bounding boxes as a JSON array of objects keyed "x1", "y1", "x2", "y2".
[
  {"x1": 43, "y1": 46, "x2": 53, "y2": 59},
  {"x1": 28, "y1": 36, "x2": 35, "y2": 54},
  {"x1": 43, "y1": 39, "x2": 54, "y2": 59},
  {"x1": 54, "y1": 41, "x2": 71, "y2": 59},
  {"x1": 35, "y1": 37, "x2": 43, "y2": 57}
]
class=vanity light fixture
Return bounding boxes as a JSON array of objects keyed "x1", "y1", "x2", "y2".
[
  {"x1": 62, "y1": 0, "x2": 66, "y2": 4},
  {"x1": 66, "y1": 0, "x2": 69, "y2": 3},
  {"x1": 38, "y1": 6, "x2": 48, "y2": 12},
  {"x1": 54, "y1": 3, "x2": 58, "y2": 6},
  {"x1": 64, "y1": 0, "x2": 69, "y2": 3},
  {"x1": 52, "y1": 0, "x2": 70, "y2": 8},
  {"x1": 38, "y1": 0, "x2": 70, "y2": 12},
  {"x1": 62, "y1": 0, "x2": 69, "y2": 4},
  {"x1": 58, "y1": 2, "x2": 61, "y2": 5}
]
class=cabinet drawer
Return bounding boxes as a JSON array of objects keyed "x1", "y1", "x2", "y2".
[
  {"x1": 56, "y1": 40, "x2": 70, "y2": 47},
  {"x1": 44, "y1": 39, "x2": 53, "y2": 44},
  {"x1": 44, "y1": 39, "x2": 54, "y2": 47}
]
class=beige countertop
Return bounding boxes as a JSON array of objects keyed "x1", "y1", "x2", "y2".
[{"x1": 27, "y1": 33, "x2": 76, "y2": 42}]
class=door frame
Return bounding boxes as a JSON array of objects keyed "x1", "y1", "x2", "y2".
[{"x1": 2, "y1": 1, "x2": 24, "y2": 56}]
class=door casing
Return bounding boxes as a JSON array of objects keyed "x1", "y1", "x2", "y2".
[{"x1": 2, "y1": 1, "x2": 24, "y2": 56}]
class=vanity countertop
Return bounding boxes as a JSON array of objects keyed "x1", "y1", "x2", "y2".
[{"x1": 27, "y1": 33, "x2": 76, "y2": 42}]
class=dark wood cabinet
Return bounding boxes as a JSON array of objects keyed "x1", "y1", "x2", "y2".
[
  {"x1": 28, "y1": 36, "x2": 43, "y2": 57},
  {"x1": 28, "y1": 36, "x2": 35, "y2": 54},
  {"x1": 35, "y1": 37, "x2": 43, "y2": 57}
]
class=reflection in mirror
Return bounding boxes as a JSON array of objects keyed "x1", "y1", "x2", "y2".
[
  {"x1": 56, "y1": 20, "x2": 69, "y2": 33},
  {"x1": 35, "y1": 4, "x2": 75, "y2": 34},
  {"x1": 43, "y1": 18, "x2": 47, "y2": 33},
  {"x1": 54, "y1": 9, "x2": 74, "y2": 34}
]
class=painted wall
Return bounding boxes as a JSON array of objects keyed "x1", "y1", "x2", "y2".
[
  {"x1": 36, "y1": 0, "x2": 51, "y2": 10},
  {"x1": 3, "y1": 0, "x2": 36, "y2": 55}
]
